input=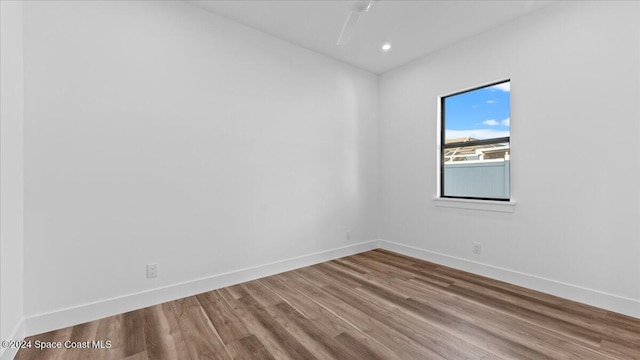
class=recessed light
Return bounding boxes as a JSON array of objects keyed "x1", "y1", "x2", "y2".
[{"x1": 381, "y1": 43, "x2": 392, "y2": 52}]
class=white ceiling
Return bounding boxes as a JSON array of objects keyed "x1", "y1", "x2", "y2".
[{"x1": 189, "y1": 0, "x2": 555, "y2": 74}]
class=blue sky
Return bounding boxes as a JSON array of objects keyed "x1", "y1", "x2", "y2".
[{"x1": 444, "y1": 81, "x2": 510, "y2": 140}]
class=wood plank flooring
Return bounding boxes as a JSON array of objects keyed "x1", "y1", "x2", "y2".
[{"x1": 15, "y1": 249, "x2": 640, "y2": 359}]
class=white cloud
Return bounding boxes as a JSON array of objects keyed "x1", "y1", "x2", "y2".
[
  {"x1": 501, "y1": 117, "x2": 510, "y2": 126},
  {"x1": 482, "y1": 119, "x2": 499, "y2": 126},
  {"x1": 490, "y1": 82, "x2": 510, "y2": 92},
  {"x1": 446, "y1": 129, "x2": 510, "y2": 140},
  {"x1": 486, "y1": 100, "x2": 496, "y2": 104}
]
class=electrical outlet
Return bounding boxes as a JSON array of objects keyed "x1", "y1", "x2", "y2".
[
  {"x1": 147, "y1": 263, "x2": 158, "y2": 278},
  {"x1": 472, "y1": 242, "x2": 481, "y2": 255}
]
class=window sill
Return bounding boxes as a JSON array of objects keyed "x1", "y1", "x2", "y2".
[{"x1": 433, "y1": 197, "x2": 515, "y2": 213}]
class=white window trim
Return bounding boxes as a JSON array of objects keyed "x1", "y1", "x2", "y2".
[{"x1": 433, "y1": 197, "x2": 515, "y2": 213}]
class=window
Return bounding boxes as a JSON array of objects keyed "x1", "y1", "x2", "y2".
[{"x1": 440, "y1": 80, "x2": 510, "y2": 201}]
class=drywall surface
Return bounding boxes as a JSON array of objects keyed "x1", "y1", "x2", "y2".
[
  {"x1": 379, "y1": 1, "x2": 640, "y2": 314},
  {"x1": 1, "y1": 0, "x2": 25, "y2": 356},
  {"x1": 23, "y1": 0, "x2": 378, "y2": 325}
]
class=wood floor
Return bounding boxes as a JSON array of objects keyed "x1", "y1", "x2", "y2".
[{"x1": 15, "y1": 249, "x2": 640, "y2": 360}]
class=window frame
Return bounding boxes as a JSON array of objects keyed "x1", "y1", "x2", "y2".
[{"x1": 439, "y1": 79, "x2": 511, "y2": 202}]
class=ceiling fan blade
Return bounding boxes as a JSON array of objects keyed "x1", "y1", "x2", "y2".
[{"x1": 336, "y1": 11, "x2": 361, "y2": 45}]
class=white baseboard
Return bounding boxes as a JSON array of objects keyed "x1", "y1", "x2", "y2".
[
  {"x1": 379, "y1": 240, "x2": 640, "y2": 319},
  {"x1": 24, "y1": 240, "x2": 379, "y2": 337},
  {"x1": 1, "y1": 319, "x2": 25, "y2": 360},
  {"x1": 22, "y1": 237, "x2": 639, "y2": 339}
]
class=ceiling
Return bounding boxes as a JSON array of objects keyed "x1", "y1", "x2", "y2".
[{"x1": 189, "y1": 0, "x2": 555, "y2": 74}]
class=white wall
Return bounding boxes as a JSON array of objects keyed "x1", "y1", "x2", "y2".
[
  {"x1": 23, "y1": 0, "x2": 378, "y2": 332},
  {"x1": 379, "y1": 1, "x2": 640, "y2": 316},
  {"x1": 1, "y1": 0, "x2": 25, "y2": 358},
  {"x1": 16, "y1": 0, "x2": 640, "y2": 340}
]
